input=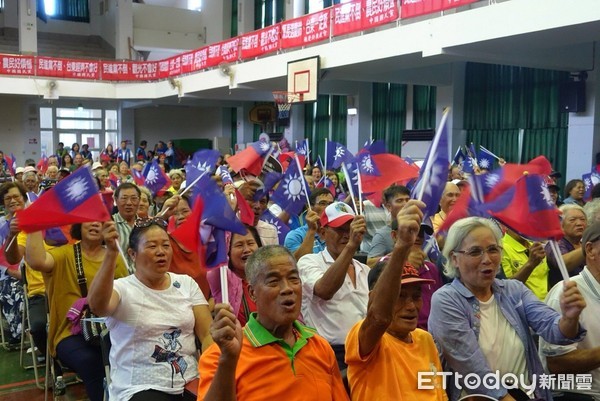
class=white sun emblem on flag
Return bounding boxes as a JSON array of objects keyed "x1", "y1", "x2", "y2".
[
  {"x1": 485, "y1": 173, "x2": 500, "y2": 189},
  {"x1": 267, "y1": 219, "x2": 281, "y2": 235},
  {"x1": 65, "y1": 177, "x2": 89, "y2": 202},
  {"x1": 479, "y1": 158, "x2": 490, "y2": 169},
  {"x1": 259, "y1": 142, "x2": 271, "y2": 153},
  {"x1": 334, "y1": 146, "x2": 346, "y2": 160},
  {"x1": 585, "y1": 178, "x2": 592, "y2": 191},
  {"x1": 146, "y1": 167, "x2": 159, "y2": 185},
  {"x1": 422, "y1": 163, "x2": 445, "y2": 198},
  {"x1": 196, "y1": 160, "x2": 211, "y2": 173},
  {"x1": 360, "y1": 155, "x2": 376, "y2": 173},
  {"x1": 283, "y1": 173, "x2": 305, "y2": 201},
  {"x1": 348, "y1": 163, "x2": 360, "y2": 187},
  {"x1": 540, "y1": 182, "x2": 554, "y2": 206}
]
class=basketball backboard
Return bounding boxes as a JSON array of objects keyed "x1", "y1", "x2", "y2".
[{"x1": 287, "y1": 56, "x2": 319, "y2": 103}]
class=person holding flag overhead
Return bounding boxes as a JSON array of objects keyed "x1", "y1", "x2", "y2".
[{"x1": 297, "y1": 202, "x2": 369, "y2": 370}]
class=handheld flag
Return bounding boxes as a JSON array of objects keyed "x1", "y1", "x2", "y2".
[
  {"x1": 477, "y1": 150, "x2": 494, "y2": 170},
  {"x1": 361, "y1": 153, "x2": 420, "y2": 194},
  {"x1": 17, "y1": 167, "x2": 111, "y2": 232},
  {"x1": 271, "y1": 157, "x2": 310, "y2": 216},
  {"x1": 260, "y1": 209, "x2": 290, "y2": 244},
  {"x1": 326, "y1": 141, "x2": 355, "y2": 169},
  {"x1": 227, "y1": 141, "x2": 273, "y2": 176},
  {"x1": 142, "y1": 160, "x2": 171, "y2": 196}
]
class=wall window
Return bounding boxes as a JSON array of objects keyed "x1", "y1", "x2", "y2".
[
  {"x1": 307, "y1": 0, "x2": 350, "y2": 13},
  {"x1": 40, "y1": 106, "x2": 118, "y2": 161},
  {"x1": 42, "y1": 0, "x2": 89, "y2": 22}
]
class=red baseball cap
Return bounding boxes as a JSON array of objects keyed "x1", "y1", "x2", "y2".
[{"x1": 320, "y1": 202, "x2": 355, "y2": 228}]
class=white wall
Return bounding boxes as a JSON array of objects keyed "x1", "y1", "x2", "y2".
[
  {"x1": 0, "y1": 96, "x2": 41, "y2": 163},
  {"x1": 133, "y1": 105, "x2": 225, "y2": 147}
]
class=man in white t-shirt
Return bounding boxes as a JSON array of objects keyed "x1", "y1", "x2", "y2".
[
  {"x1": 539, "y1": 221, "x2": 600, "y2": 401},
  {"x1": 297, "y1": 202, "x2": 369, "y2": 370}
]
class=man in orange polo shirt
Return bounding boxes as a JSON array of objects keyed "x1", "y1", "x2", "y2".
[
  {"x1": 345, "y1": 200, "x2": 447, "y2": 401},
  {"x1": 198, "y1": 245, "x2": 348, "y2": 401}
]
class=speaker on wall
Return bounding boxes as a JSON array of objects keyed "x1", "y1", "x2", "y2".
[{"x1": 559, "y1": 80, "x2": 586, "y2": 113}]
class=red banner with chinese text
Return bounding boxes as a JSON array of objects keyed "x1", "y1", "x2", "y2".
[
  {"x1": 401, "y1": 0, "x2": 477, "y2": 18},
  {"x1": 36, "y1": 57, "x2": 66, "y2": 78},
  {"x1": 332, "y1": 0, "x2": 363, "y2": 37},
  {"x1": 362, "y1": 0, "x2": 399, "y2": 29},
  {"x1": 64, "y1": 60, "x2": 100, "y2": 80},
  {"x1": 206, "y1": 37, "x2": 241, "y2": 67},
  {"x1": 130, "y1": 61, "x2": 159, "y2": 80},
  {"x1": 180, "y1": 51, "x2": 195, "y2": 74},
  {"x1": 0, "y1": 55, "x2": 35, "y2": 76},
  {"x1": 240, "y1": 25, "x2": 281, "y2": 59},
  {"x1": 303, "y1": 9, "x2": 331, "y2": 45},
  {"x1": 280, "y1": 17, "x2": 305, "y2": 49},
  {"x1": 101, "y1": 61, "x2": 134, "y2": 81},
  {"x1": 190, "y1": 47, "x2": 209, "y2": 72}
]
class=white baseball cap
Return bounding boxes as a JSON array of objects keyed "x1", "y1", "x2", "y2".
[{"x1": 320, "y1": 202, "x2": 356, "y2": 228}]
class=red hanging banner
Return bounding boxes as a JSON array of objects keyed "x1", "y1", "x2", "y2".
[
  {"x1": 37, "y1": 57, "x2": 65, "y2": 78},
  {"x1": 362, "y1": 0, "x2": 399, "y2": 29},
  {"x1": 101, "y1": 61, "x2": 133, "y2": 81},
  {"x1": 221, "y1": 38, "x2": 241, "y2": 63},
  {"x1": 191, "y1": 47, "x2": 209, "y2": 72},
  {"x1": 332, "y1": 0, "x2": 363, "y2": 37},
  {"x1": 64, "y1": 60, "x2": 100, "y2": 80},
  {"x1": 0, "y1": 55, "x2": 34, "y2": 76},
  {"x1": 167, "y1": 55, "x2": 183, "y2": 77},
  {"x1": 401, "y1": 0, "x2": 478, "y2": 18},
  {"x1": 240, "y1": 25, "x2": 281, "y2": 59},
  {"x1": 280, "y1": 17, "x2": 304, "y2": 49},
  {"x1": 303, "y1": 9, "x2": 331, "y2": 45},
  {"x1": 130, "y1": 61, "x2": 159, "y2": 80},
  {"x1": 181, "y1": 51, "x2": 195, "y2": 74}
]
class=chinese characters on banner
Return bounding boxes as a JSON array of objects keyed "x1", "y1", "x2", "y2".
[
  {"x1": 0, "y1": 55, "x2": 34, "y2": 76},
  {"x1": 363, "y1": 0, "x2": 399, "y2": 29},
  {"x1": 101, "y1": 61, "x2": 132, "y2": 81},
  {"x1": 401, "y1": 0, "x2": 478, "y2": 18},
  {"x1": 65, "y1": 60, "x2": 100, "y2": 80},
  {"x1": 240, "y1": 25, "x2": 281, "y2": 59},
  {"x1": 281, "y1": 10, "x2": 330, "y2": 49},
  {"x1": 332, "y1": 0, "x2": 363, "y2": 36},
  {"x1": 207, "y1": 38, "x2": 240, "y2": 67},
  {"x1": 36, "y1": 57, "x2": 65, "y2": 78},
  {"x1": 130, "y1": 61, "x2": 159, "y2": 80}
]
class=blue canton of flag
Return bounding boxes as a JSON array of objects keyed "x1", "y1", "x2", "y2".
[
  {"x1": 314, "y1": 155, "x2": 324, "y2": 171},
  {"x1": 453, "y1": 147, "x2": 465, "y2": 166},
  {"x1": 194, "y1": 173, "x2": 246, "y2": 235},
  {"x1": 422, "y1": 232, "x2": 441, "y2": 264},
  {"x1": 187, "y1": 149, "x2": 220, "y2": 186},
  {"x1": 271, "y1": 159, "x2": 309, "y2": 216},
  {"x1": 251, "y1": 140, "x2": 273, "y2": 157},
  {"x1": 583, "y1": 172, "x2": 594, "y2": 201},
  {"x1": 477, "y1": 150, "x2": 494, "y2": 170},
  {"x1": 343, "y1": 161, "x2": 361, "y2": 198},
  {"x1": 362, "y1": 139, "x2": 386, "y2": 155},
  {"x1": 253, "y1": 171, "x2": 283, "y2": 201},
  {"x1": 260, "y1": 209, "x2": 290, "y2": 244},
  {"x1": 143, "y1": 160, "x2": 169, "y2": 196},
  {"x1": 326, "y1": 141, "x2": 355, "y2": 169},
  {"x1": 356, "y1": 152, "x2": 381, "y2": 176},
  {"x1": 217, "y1": 165, "x2": 233, "y2": 185},
  {"x1": 56, "y1": 167, "x2": 99, "y2": 212},
  {"x1": 411, "y1": 112, "x2": 450, "y2": 222},
  {"x1": 296, "y1": 139, "x2": 308, "y2": 156}
]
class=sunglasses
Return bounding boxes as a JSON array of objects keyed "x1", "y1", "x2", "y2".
[{"x1": 134, "y1": 217, "x2": 168, "y2": 229}]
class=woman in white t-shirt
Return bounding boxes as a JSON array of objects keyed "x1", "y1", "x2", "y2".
[{"x1": 88, "y1": 217, "x2": 213, "y2": 401}]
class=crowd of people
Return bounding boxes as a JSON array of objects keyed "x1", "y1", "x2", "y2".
[{"x1": 0, "y1": 139, "x2": 599, "y2": 401}]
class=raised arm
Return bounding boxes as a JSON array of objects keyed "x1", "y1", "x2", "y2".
[
  {"x1": 292, "y1": 210, "x2": 319, "y2": 260},
  {"x1": 87, "y1": 221, "x2": 121, "y2": 316},
  {"x1": 25, "y1": 230, "x2": 55, "y2": 273},
  {"x1": 557, "y1": 280, "x2": 586, "y2": 338},
  {"x1": 202, "y1": 303, "x2": 242, "y2": 401},
  {"x1": 358, "y1": 200, "x2": 422, "y2": 357},
  {"x1": 505, "y1": 242, "x2": 546, "y2": 283},
  {"x1": 313, "y1": 215, "x2": 366, "y2": 300},
  {"x1": 5, "y1": 217, "x2": 24, "y2": 265}
]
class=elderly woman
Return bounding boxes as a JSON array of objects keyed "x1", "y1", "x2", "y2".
[
  {"x1": 207, "y1": 225, "x2": 262, "y2": 326},
  {"x1": 563, "y1": 179, "x2": 585, "y2": 206},
  {"x1": 87, "y1": 218, "x2": 213, "y2": 401},
  {"x1": 428, "y1": 217, "x2": 587, "y2": 401},
  {"x1": 137, "y1": 186, "x2": 154, "y2": 218},
  {"x1": 167, "y1": 169, "x2": 185, "y2": 193},
  {"x1": 25, "y1": 222, "x2": 129, "y2": 401}
]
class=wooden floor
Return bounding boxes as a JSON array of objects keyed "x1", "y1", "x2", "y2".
[{"x1": 0, "y1": 344, "x2": 89, "y2": 401}]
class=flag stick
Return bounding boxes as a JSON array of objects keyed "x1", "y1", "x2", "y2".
[
  {"x1": 416, "y1": 109, "x2": 450, "y2": 202},
  {"x1": 480, "y1": 145, "x2": 501, "y2": 161},
  {"x1": 324, "y1": 140, "x2": 328, "y2": 174},
  {"x1": 305, "y1": 139, "x2": 311, "y2": 169},
  {"x1": 356, "y1": 169, "x2": 364, "y2": 216},
  {"x1": 155, "y1": 171, "x2": 207, "y2": 218},
  {"x1": 114, "y1": 239, "x2": 132, "y2": 274},
  {"x1": 220, "y1": 265, "x2": 229, "y2": 304},
  {"x1": 4, "y1": 235, "x2": 16, "y2": 251},
  {"x1": 261, "y1": 145, "x2": 275, "y2": 170},
  {"x1": 548, "y1": 239, "x2": 570, "y2": 283},
  {"x1": 294, "y1": 155, "x2": 311, "y2": 212},
  {"x1": 341, "y1": 163, "x2": 359, "y2": 214}
]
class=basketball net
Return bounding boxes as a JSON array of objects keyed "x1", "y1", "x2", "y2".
[{"x1": 273, "y1": 91, "x2": 302, "y2": 121}]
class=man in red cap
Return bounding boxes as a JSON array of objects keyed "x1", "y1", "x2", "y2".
[
  {"x1": 345, "y1": 199, "x2": 447, "y2": 401},
  {"x1": 297, "y1": 201, "x2": 368, "y2": 370}
]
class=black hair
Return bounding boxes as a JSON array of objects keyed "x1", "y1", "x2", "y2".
[
  {"x1": 368, "y1": 259, "x2": 388, "y2": 290},
  {"x1": 228, "y1": 225, "x2": 263, "y2": 270},
  {"x1": 591, "y1": 183, "x2": 600, "y2": 200},
  {"x1": 564, "y1": 179, "x2": 584, "y2": 198},
  {"x1": 0, "y1": 182, "x2": 27, "y2": 203},
  {"x1": 114, "y1": 182, "x2": 141, "y2": 199},
  {"x1": 140, "y1": 140, "x2": 147, "y2": 146},
  {"x1": 309, "y1": 187, "x2": 333, "y2": 206},
  {"x1": 128, "y1": 221, "x2": 167, "y2": 251},
  {"x1": 70, "y1": 223, "x2": 82, "y2": 240},
  {"x1": 383, "y1": 185, "x2": 410, "y2": 204}
]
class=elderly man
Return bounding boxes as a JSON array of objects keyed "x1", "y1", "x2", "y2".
[
  {"x1": 431, "y1": 181, "x2": 461, "y2": 233},
  {"x1": 345, "y1": 199, "x2": 447, "y2": 401},
  {"x1": 297, "y1": 201, "x2": 369, "y2": 369},
  {"x1": 22, "y1": 168, "x2": 39, "y2": 195},
  {"x1": 284, "y1": 188, "x2": 333, "y2": 260},
  {"x1": 539, "y1": 222, "x2": 600, "y2": 401},
  {"x1": 367, "y1": 184, "x2": 412, "y2": 266},
  {"x1": 112, "y1": 182, "x2": 141, "y2": 273},
  {"x1": 197, "y1": 245, "x2": 348, "y2": 401},
  {"x1": 546, "y1": 204, "x2": 587, "y2": 290}
]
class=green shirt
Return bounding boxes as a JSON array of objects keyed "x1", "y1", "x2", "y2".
[{"x1": 502, "y1": 234, "x2": 549, "y2": 300}]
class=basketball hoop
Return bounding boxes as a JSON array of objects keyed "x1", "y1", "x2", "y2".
[{"x1": 272, "y1": 91, "x2": 303, "y2": 121}]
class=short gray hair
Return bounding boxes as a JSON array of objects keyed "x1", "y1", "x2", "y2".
[
  {"x1": 559, "y1": 204, "x2": 585, "y2": 226},
  {"x1": 245, "y1": 245, "x2": 295, "y2": 286},
  {"x1": 442, "y1": 217, "x2": 503, "y2": 279},
  {"x1": 584, "y1": 199, "x2": 600, "y2": 224}
]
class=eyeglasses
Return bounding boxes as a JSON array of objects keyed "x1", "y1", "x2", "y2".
[
  {"x1": 3, "y1": 194, "x2": 23, "y2": 202},
  {"x1": 454, "y1": 245, "x2": 503, "y2": 258},
  {"x1": 134, "y1": 217, "x2": 168, "y2": 229},
  {"x1": 316, "y1": 201, "x2": 333, "y2": 207}
]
